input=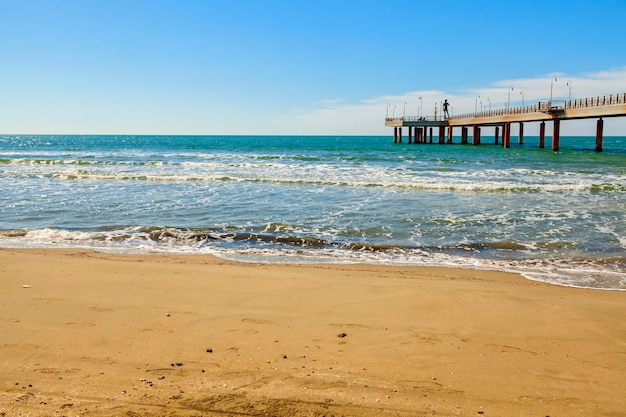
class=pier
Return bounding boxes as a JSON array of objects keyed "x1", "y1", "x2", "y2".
[{"x1": 385, "y1": 92, "x2": 626, "y2": 151}]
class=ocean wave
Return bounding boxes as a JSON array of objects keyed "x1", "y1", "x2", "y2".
[
  {"x1": 1, "y1": 166, "x2": 623, "y2": 193},
  {"x1": 1, "y1": 227, "x2": 624, "y2": 291}
]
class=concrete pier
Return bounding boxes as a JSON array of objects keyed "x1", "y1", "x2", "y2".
[{"x1": 385, "y1": 92, "x2": 626, "y2": 152}]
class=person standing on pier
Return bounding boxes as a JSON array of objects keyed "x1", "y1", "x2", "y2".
[{"x1": 443, "y1": 99, "x2": 450, "y2": 119}]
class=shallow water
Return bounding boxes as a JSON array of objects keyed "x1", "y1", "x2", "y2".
[{"x1": 1, "y1": 134, "x2": 624, "y2": 290}]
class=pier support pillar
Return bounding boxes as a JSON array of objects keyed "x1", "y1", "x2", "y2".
[
  {"x1": 398, "y1": 127, "x2": 403, "y2": 144},
  {"x1": 438, "y1": 126, "x2": 445, "y2": 144},
  {"x1": 506, "y1": 122, "x2": 511, "y2": 148},
  {"x1": 429, "y1": 128, "x2": 433, "y2": 144},
  {"x1": 447, "y1": 126, "x2": 453, "y2": 144},
  {"x1": 539, "y1": 122, "x2": 545, "y2": 148},
  {"x1": 596, "y1": 118, "x2": 604, "y2": 152},
  {"x1": 494, "y1": 126, "x2": 500, "y2": 145},
  {"x1": 518, "y1": 122, "x2": 524, "y2": 145},
  {"x1": 461, "y1": 127, "x2": 468, "y2": 144},
  {"x1": 552, "y1": 119, "x2": 560, "y2": 151},
  {"x1": 472, "y1": 125, "x2": 481, "y2": 145},
  {"x1": 408, "y1": 126, "x2": 413, "y2": 144},
  {"x1": 503, "y1": 122, "x2": 510, "y2": 148}
]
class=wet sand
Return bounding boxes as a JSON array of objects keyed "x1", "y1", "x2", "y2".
[{"x1": 0, "y1": 248, "x2": 624, "y2": 416}]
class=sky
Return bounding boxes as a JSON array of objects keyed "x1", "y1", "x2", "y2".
[{"x1": 1, "y1": 0, "x2": 626, "y2": 136}]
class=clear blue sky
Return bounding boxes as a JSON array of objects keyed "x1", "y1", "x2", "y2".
[{"x1": 1, "y1": 0, "x2": 625, "y2": 135}]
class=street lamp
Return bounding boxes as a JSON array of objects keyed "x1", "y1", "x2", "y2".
[
  {"x1": 487, "y1": 97, "x2": 492, "y2": 111},
  {"x1": 567, "y1": 80, "x2": 571, "y2": 101},
  {"x1": 519, "y1": 90, "x2": 525, "y2": 107},
  {"x1": 418, "y1": 96, "x2": 423, "y2": 118},
  {"x1": 403, "y1": 102, "x2": 407, "y2": 118},
  {"x1": 507, "y1": 87, "x2": 514, "y2": 109},
  {"x1": 392, "y1": 105, "x2": 396, "y2": 118},
  {"x1": 475, "y1": 94, "x2": 480, "y2": 113},
  {"x1": 550, "y1": 76, "x2": 557, "y2": 103},
  {"x1": 386, "y1": 104, "x2": 390, "y2": 118}
]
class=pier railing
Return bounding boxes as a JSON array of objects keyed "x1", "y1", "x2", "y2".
[
  {"x1": 385, "y1": 115, "x2": 446, "y2": 123},
  {"x1": 449, "y1": 92, "x2": 626, "y2": 120}
]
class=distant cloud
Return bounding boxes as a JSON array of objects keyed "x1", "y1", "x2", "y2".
[{"x1": 274, "y1": 66, "x2": 626, "y2": 136}]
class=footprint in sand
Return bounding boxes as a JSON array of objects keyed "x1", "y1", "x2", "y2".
[
  {"x1": 488, "y1": 344, "x2": 538, "y2": 356},
  {"x1": 329, "y1": 323, "x2": 370, "y2": 329},
  {"x1": 89, "y1": 306, "x2": 114, "y2": 313},
  {"x1": 241, "y1": 318, "x2": 275, "y2": 325}
]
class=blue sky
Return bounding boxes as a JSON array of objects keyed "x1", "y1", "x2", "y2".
[{"x1": 1, "y1": 0, "x2": 625, "y2": 135}]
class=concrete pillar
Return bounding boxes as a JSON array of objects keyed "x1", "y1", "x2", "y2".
[
  {"x1": 429, "y1": 128, "x2": 433, "y2": 144},
  {"x1": 408, "y1": 126, "x2": 413, "y2": 144},
  {"x1": 393, "y1": 127, "x2": 397, "y2": 143},
  {"x1": 472, "y1": 125, "x2": 480, "y2": 145},
  {"x1": 460, "y1": 127, "x2": 466, "y2": 144},
  {"x1": 552, "y1": 119, "x2": 560, "y2": 151},
  {"x1": 438, "y1": 126, "x2": 445, "y2": 144},
  {"x1": 506, "y1": 122, "x2": 511, "y2": 148},
  {"x1": 398, "y1": 127, "x2": 403, "y2": 144},
  {"x1": 518, "y1": 122, "x2": 524, "y2": 145},
  {"x1": 494, "y1": 126, "x2": 500, "y2": 145},
  {"x1": 539, "y1": 122, "x2": 545, "y2": 148},
  {"x1": 596, "y1": 118, "x2": 603, "y2": 152},
  {"x1": 503, "y1": 123, "x2": 510, "y2": 148}
]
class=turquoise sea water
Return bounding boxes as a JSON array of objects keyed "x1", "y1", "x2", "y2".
[{"x1": 0, "y1": 134, "x2": 624, "y2": 290}]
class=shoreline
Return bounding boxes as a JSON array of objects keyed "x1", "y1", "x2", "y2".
[
  {"x1": 1, "y1": 248, "x2": 625, "y2": 416},
  {"x1": 2, "y1": 237, "x2": 625, "y2": 292}
]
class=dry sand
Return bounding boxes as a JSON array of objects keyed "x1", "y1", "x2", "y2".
[{"x1": 0, "y1": 248, "x2": 624, "y2": 416}]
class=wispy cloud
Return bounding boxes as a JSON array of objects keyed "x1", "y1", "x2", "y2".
[{"x1": 272, "y1": 66, "x2": 626, "y2": 135}]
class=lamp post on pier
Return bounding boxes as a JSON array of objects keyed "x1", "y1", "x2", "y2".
[
  {"x1": 520, "y1": 90, "x2": 525, "y2": 107},
  {"x1": 386, "y1": 104, "x2": 390, "y2": 118},
  {"x1": 403, "y1": 102, "x2": 407, "y2": 118},
  {"x1": 567, "y1": 80, "x2": 571, "y2": 101},
  {"x1": 550, "y1": 76, "x2": 557, "y2": 103},
  {"x1": 507, "y1": 87, "x2": 514, "y2": 109},
  {"x1": 419, "y1": 96, "x2": 423, "y2": 118},
  {"x1": 487, "y1": 97, "x2": 491, "y2": 111},
  {"x1": 475, "y1": 94, "x2": 480, "y2": 113}
]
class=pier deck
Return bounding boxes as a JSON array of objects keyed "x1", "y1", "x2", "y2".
[{"x1": 385, "y1": 93, "x2": 626, "y2": 151}]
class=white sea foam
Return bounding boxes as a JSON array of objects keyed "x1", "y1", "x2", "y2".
[
  {"x1": 1, "y1": 135, "x2": 624, "y2": 290},
  {"x1": 1, "y1": 227, "x2": 624, "y2": 291}
]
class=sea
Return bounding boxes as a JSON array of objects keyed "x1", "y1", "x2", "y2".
[{"x1": 0, "y1": 134, "x2": 624, "y2": 291}]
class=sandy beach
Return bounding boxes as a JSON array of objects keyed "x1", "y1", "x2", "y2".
[{"x1": 0, "y1": 248, "x2": 624, "y2": 416}]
